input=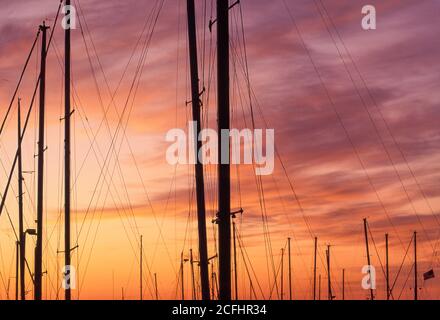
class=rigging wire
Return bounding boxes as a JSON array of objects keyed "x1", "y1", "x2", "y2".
[
  {"x1": 313, "y1": 0, "x2": 437, "y2": 254},
  {"x1": 45, "y1": 0, "x2": 165, "y2": 297},
  {"x1": 230, "y1": 3, "x2": 281, "y2": 297},
  {"x1": 280, "y1": 2, "x2": 416, "y2": 288},
  {"x1": 0, "y1": 30, "x2": 41, "y2": 138},
  {"x1": 316, "y1": 0, "x2": 440, "y2": 270},
  {"x1": 75, "y1": 0, "x2": 166, "y2": 296},
  {"x1": 390, "y1": 235, "x2": 413, "y2": 295},
  {"x1": 0, "y1": 0, "x2": 62, "y2": 219}
]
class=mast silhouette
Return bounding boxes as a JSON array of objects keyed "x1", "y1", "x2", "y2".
[
  {"x1": 35, "y1": 22, "x2": 48, "y2": 301},
  {"x1": 211, "y1": 262, "x2": 217, "y2": 299},
  {"x1": 180, "y1": 252, "x2": 185, "y2": 300},
  {"x1": 217, "y1": 0, "x2": 231, "y2": 301},
  {"x1": 233, "y1": 222, "x2": 238, "y2": 300},
  {"x1": 318, "y1": 274, "x2": 321, "y2": 300},
  {"x1": 186, "y1": 0, "x2": 210, "y2": 301},
  {"x1": 342, "y1": 269, "x2": 345, "y2": 300},
  {"x1": 64, "y1": 0, "x2": 72, "y2": 301},
  {"x1": 280, "y1": 248, "x2": 284, "y2": 300},
  {"x1": 190, "y1": 249, "x2": 196, "y2": 299},
  {"x1": 140, "y1": 235, "x2": 143, "y2": 300},
  {"x1": 17, "y1": 98, "x2": 25, "y2": 300},
  {"x1": 363, "y1": 218, "x2": 374, "y2": 300},
  {"x1": 313, "y1": 237, "x2": 317, "y2": 300},
  {"x1": 15, "y1": 241, "x2": 19, "y2": 300},
  {"x1": 326, "y1": 245, "x2": 332, "y2": 300},
  {"x1": 414, "y1": 231, "x2": 418, "y2": 301},
  {"x1": 385, "y1": 233, "x2": 390, "y2": 300},
  {"x1": 288, "y1": 238, "x2": 292, "y2": 300},
  {"x1": 154, "y1": 273, "x2": 159, "y2": 300}
]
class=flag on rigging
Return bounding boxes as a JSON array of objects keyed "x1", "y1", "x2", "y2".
[{"x1": 423, "y1": 269, "x2": 435, "y2": 281}]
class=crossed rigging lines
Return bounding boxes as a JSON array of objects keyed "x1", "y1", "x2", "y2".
[
  {"x1": 69, "y1": 0, "x2": 170, "y2": 298},
  {"x1": 0, "y1": 0, "x2": 171, "y2": 299},
  {"x1": 0, "y1": 0, "x2": 438, "y2": 300},
  {"x1": 282, "y1": 0, "x2": 438, "y2": 298},
  {"x1": 0, "y1": 2, "x2": 64, "y2": 298}
]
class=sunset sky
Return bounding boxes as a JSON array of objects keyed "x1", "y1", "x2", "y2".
[{"x1": 0, "y1": 0, "x2": 440, "y2": 300}]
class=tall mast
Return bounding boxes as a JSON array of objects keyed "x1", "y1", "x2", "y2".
[
  {"x1": 15, "y1": 241, "x2": 19, "y2": 300},
  {"x1": 385, "y1": 233, "x2": 390, "y2": 300},
  {"x1": 186, "y1": 0, "x2": 210, "y2": 301},
  {"x1": 288, "y1": 238, "x2": 292, "y2": 300},
  {"x1": 318, "y1": 274, "x2": 321, "y2": 300},
  {"x1": 233, "y1": 222, "x2": 238, "y2": 300},
  {"x1": 180, "y1": 252, "x2": 185, "y2": 300},
  {"x1": 154, "y1": 273, "x2": 159, "y2": 300},
  {"x1": 313, "y1": 237, "x2": 317, "y2": 300},
  {"x1": 280, "y1": 248, "x2": 284, "y2": 300},
  {"x1": 35, "y1": 22, "x2": 48, "y2": 301},
  {"x1": 211, "y1": 262, "x2": 218, "y2": 300},
  {"x1": 64, "y1": 0, "x2": 72, "y2": 301},
  {"x1": 414, "y1": 231, "x2": 418, "y2": 301},
  {"x1": 326, "y1": 245, "x2": 332, "y2": 300},
  {"x1": 18, "y1": 98, "x2": 25, "y2": 300},
  {"x1": 363, "y1": 218, "x2": 374, "y2": 300},
  {"x1": 342, "y1": 269, "x2": 345, "y2": 301},
  {"x1": 217, "y1": 0, "x2": 231, "y2": 301},
  {"x1": 190, "y1": 249, "x2": 196, "y2": 299},
  {"x1": 140, "y1": 235, "x2": 143, "y2": 300}
]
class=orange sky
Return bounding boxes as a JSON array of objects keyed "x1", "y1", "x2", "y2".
[{"x1": 1, "y1": 0, "x2": 440, "y2": 300}]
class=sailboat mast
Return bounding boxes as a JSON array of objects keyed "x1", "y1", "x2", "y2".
[
  {"x1": 15, "y1": 241, "x2": 19, "y2": 300},
  {"x1": 17, "y1": 99, "x2": 25, "y2": 300},
  {"x1": 288, "y1": 238, "x2": 292, "y2": 300},
  {"x1": 342, "y1": 269, "x2": 345, "y2": 301},
  {"x1": 35, "y1": 22, "x2": 48, "y2": 301},
  {"x1": 154, "y1": 273, "x2": 159, "y2": 300},
  {"x1": 181, "y1": 252, "x2": 185, "y2": 300},
  {"x1": 313, "y1": 237, "x2": 317, "y2": 300},
  {"x1": 217, "y1": 0, "x2": 231, "y2": 301},
  {"x1": 186, "y1": 0, "x2": 210, "y2": 301},
  {"x1": 363, "y1": 218, "x2": 374, "y2": 300},
  {"x1": 211, "y1": 262, "x2": 216, "y2": 300},
  {"x1": 326, "y1": 245, "x2": 332, "y2": 300},
  {"x1": 414, "y1": 231, "x2": 418, "y2": 301},
  {"x1": 140, "y1": 235, "x2": 143, "y2": 300},
  {"x1": 190, "y1": 249, "x2": 196, "y2": 299},
  {"x1": 64, "y1": 0, "x2": 72, "y2": 301},
  {"x1": 233, "y1": 222, "x2": 238, "y2": 300},
  {"x1": 385, "y1": 233, "x2": 390, "y2": 300},
  {"x1": 318, "y1": 274, "x2": 321, "y2": 300},
  {"x1": 280, "y1": 248, "x2": 284, "y2": 300}
]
